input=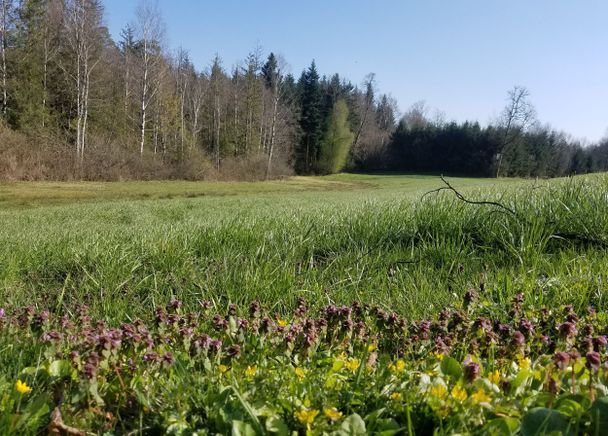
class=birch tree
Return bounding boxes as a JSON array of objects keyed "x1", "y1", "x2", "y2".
[
  {"x1": 209, "y1": 54, "x2": 224, "y2": 169},
  {"x1": 0, "y1": 0, "x2": 15, "y2": 118},
  {"x1": 134, "y1": 0, "x2": 164, "y2": 155},
  {"x1": 62, "y1": 0, "x2": 104, "y2": 161},
  {"x1": 261, "y1": 52, "x2": 287, "y2": 178},
  {"x1": 187, "y1": 72, "x2": 206, "y2": 150}
]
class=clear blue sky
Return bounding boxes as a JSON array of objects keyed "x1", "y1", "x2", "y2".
[{"x1": 103, "y1": 0, "x2": 608, "y2": 143}]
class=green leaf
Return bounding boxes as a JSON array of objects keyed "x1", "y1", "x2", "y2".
[
  {"x1": 555, "y1": 394, "x2": 589, "y2": 418},
  {"x1": 521, "y1": 408, "x2": 573, "y2": 436},
  {"x1": 440, "y1": 356, "x2": 463, "y2": 380},
  {"x1": 483, "y1": 417, "x2": 520, "y2": 436},
  {"x1": 336, "y1": 413, "x2": 366, "y2": 436},
  {"x1": 265, "y1": 416, "x2": 288, "y2": 435},
  {"x1": 48, "y1": 360, "x2": 72, "y2": 378},
  {"x1": 511, "y1": 369, "x2": 531, "y2": 391},
  {"x1": 231, "y1": 420, "x2": 257, "y2": 436},
  {"x1": 590, "y1": 397, "x2": 608, "y2": 433}
]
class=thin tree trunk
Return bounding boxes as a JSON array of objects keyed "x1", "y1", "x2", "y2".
[
  {"x1": 265, "y1": 94, "x2": 279, "y2": 179},
  {"x1": 1, "y1": 1, "x2": 8, "y2": 117},
  {"x1": 139, "y1": 54, "x2": 148, "y2": 155}
]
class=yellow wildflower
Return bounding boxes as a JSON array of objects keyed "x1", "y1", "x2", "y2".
[
  {"x1": 429, "y1": 384, "x2": 448, "y2": 399},
  {"x1": 367, "y1": 343, "x2": 378, "y2": 353},
  {"x1": 15, "y1": 380, "x2": 32, "y2": 395},
  {"x1": 277, "y1": 319, "x2": 288, "y2": 327},
  {"x1": 295, "y1": 408, "x2": 319, "y2": 426},
  {"x1": 488, "y1": 370, "x2": 501, "y2": 385},
  {"x1": 324, "y1": 407, "x2": 343, "y2": 421},
  {"x1": 245, "y1": 365, "x2": 257, "y2": 378},
  {"x1": 471, "y1": 389, "x2": 492, "y2": 404},
  {"x1": 345, "y1": 358, "x2": 360, "y2": 373},
  {"x1": 295, "y1": 367, "x2": 307, "y2": 379},
  {"x1": 390, "y1": 392, "x2": 402, "y2": 401},
  {"x1": 433, "y1": 352, "x2": 445, "y2": 361},
  {"x1": 451, "y1": 385, "x2": 468, "y2": 402},
  {"x1": 518, "y1": 356, "x2": 531, "y2": 370},
  {"x1": 218, "y1": 364, "x2": 230, "y2": 374},
  {"x1": 389, "y1": 359, "x2": 406, "y2": 373}
]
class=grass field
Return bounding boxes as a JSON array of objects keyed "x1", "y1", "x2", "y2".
[
  {"x1": 2, "y1": 173, "x2": 608, "y2": 433},
  {"x1": 1, "y1": 173, "x2": 606, "y2": 319}
]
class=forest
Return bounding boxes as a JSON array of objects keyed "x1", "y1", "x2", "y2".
[{"x1": 0, "y1": 0, "x2": 606, "y2": 181}]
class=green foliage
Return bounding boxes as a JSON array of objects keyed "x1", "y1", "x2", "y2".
[
  {"x1": 1, "y1": 286, "x2": 608, "y2": 433},
  {"x1": 319, "y1": 99, "x2": 354, "y2": 174},
  {"x1": 296, "y1": 61, "x2": 324, "y2": 174}
]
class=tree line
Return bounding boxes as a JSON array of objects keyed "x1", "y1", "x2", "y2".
[
  {"x1": 381, "y1": 89, "x2": 608, "y2": 178},
  {"x1": 0, "y1": 0, "x2": 605, "y2": 180}
]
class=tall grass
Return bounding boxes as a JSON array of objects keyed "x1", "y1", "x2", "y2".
[{"x1": 0, "y1": 174, "x2": 607, "y2": 322}]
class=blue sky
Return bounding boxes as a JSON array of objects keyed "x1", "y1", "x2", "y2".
[{"x1": 103, "y1": 0, "x2": 608, "y2": 143}]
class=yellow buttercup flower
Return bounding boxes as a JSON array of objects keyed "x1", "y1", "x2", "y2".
[
  {"x1": 517, "y1": 356, "x2": 531, "y2": 370},
  {"x1": 245, "y1": 365, "x2": 257, "y2": 378},
  {"x1": 295, "y1": 408, "x2": 319, "y2": 426},
  {"x1": 488, "y1": 370, "x2": 501, "y2": 384},
  {"x1": 218, "y1": 364, "x2": 230, "y2": 374},
  {"x1": 390, "y1": 392, "x2": 402, "y2": 401},
  {"x1": 15, "y1": 380, "x2": 32, "y2": 395},
  {"x1": 433, "y1": 352, "x2": 445, "y2": 361},
  {"x1": 277, "y1": 319, "x2": 288, "y2": 327},
  {"x1": 430, "y1": 384, "x2": 448, "y2": 399},
  {"x1": 367, "y1": 343, "x2": 378, "y2": 353},
  {"x1": 471, "y1": 389, "x2": 492, "y2": 404},
  {"x1": 295, "y1": 367, "x2": 307, "y2": 379},
  {"x1": 389, "y1": 359, "x2": 406, "y2": 373},
  {"x1": 324, "y1": 407, "x2": 343, "y2": 421},
  {"x1": 345, "y1": 358, "x2": 360, "y2": 373},
  {"x1": 451, "y1": 385, "x2": 468, "y2": 402}
]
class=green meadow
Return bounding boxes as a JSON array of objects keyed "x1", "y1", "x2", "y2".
[{"x1": 1, "y1": 173, "x2": 606, "y2": 321}]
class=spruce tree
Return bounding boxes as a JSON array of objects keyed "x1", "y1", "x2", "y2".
[{"x1": 296, "y1": 60, "x2": 323, "y2": 174}]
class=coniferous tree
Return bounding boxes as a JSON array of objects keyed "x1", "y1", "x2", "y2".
[{"x1": 296, "y1": 60, "x2": 323, "y2": 174}]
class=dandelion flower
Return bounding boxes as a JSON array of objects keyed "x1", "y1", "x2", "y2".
[
  {"x1": 218, "y1": 364, "x2": 230, "y2": 374},
  {"x1": 367, "y1": 344, "x2": 377, "y2": 353},
  {"x1": 390, "y1": 392, "x2": 402, "y2": 401},
  {"x1": 295, "y1": 367, "x2": 307, "y2": 379},
  {"x1": 15, "y1": 380, "x2": 32, "y2": 395}
]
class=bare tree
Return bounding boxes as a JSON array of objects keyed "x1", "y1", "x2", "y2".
[
  {"x1": 188, "y1": 72, "x2": 206, "y2": 150},
  {"x1": 262, "y1": 53, "x2": 289, "y2": 179},
  {"x1": 61, "y1": 0, "x2": 104, "y2": 161},
  {"x1": 209, "y1": 54, "x2": 224, "y2": 169},
  {"x1": 134, "y1": 0, "x2": 165, "y2": 155},
  {"x1": 0, "y1": 0, "x2": 15, "y2": 117},
  {"x1": 175, "y1": 47, "x2": 192, "y2": 154},
  {"x1": 351, "y1": 73, "x2": 376, "y2": 152},
  {"x1": 495, "y1": 86, "x2": 537, "y2": 177},
  {"x1": 243, "y1": 45, "x2": 263, "y2": 154},
  {"x1": 402, "y1": 100, "x2": 430, "y2": 129}
]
